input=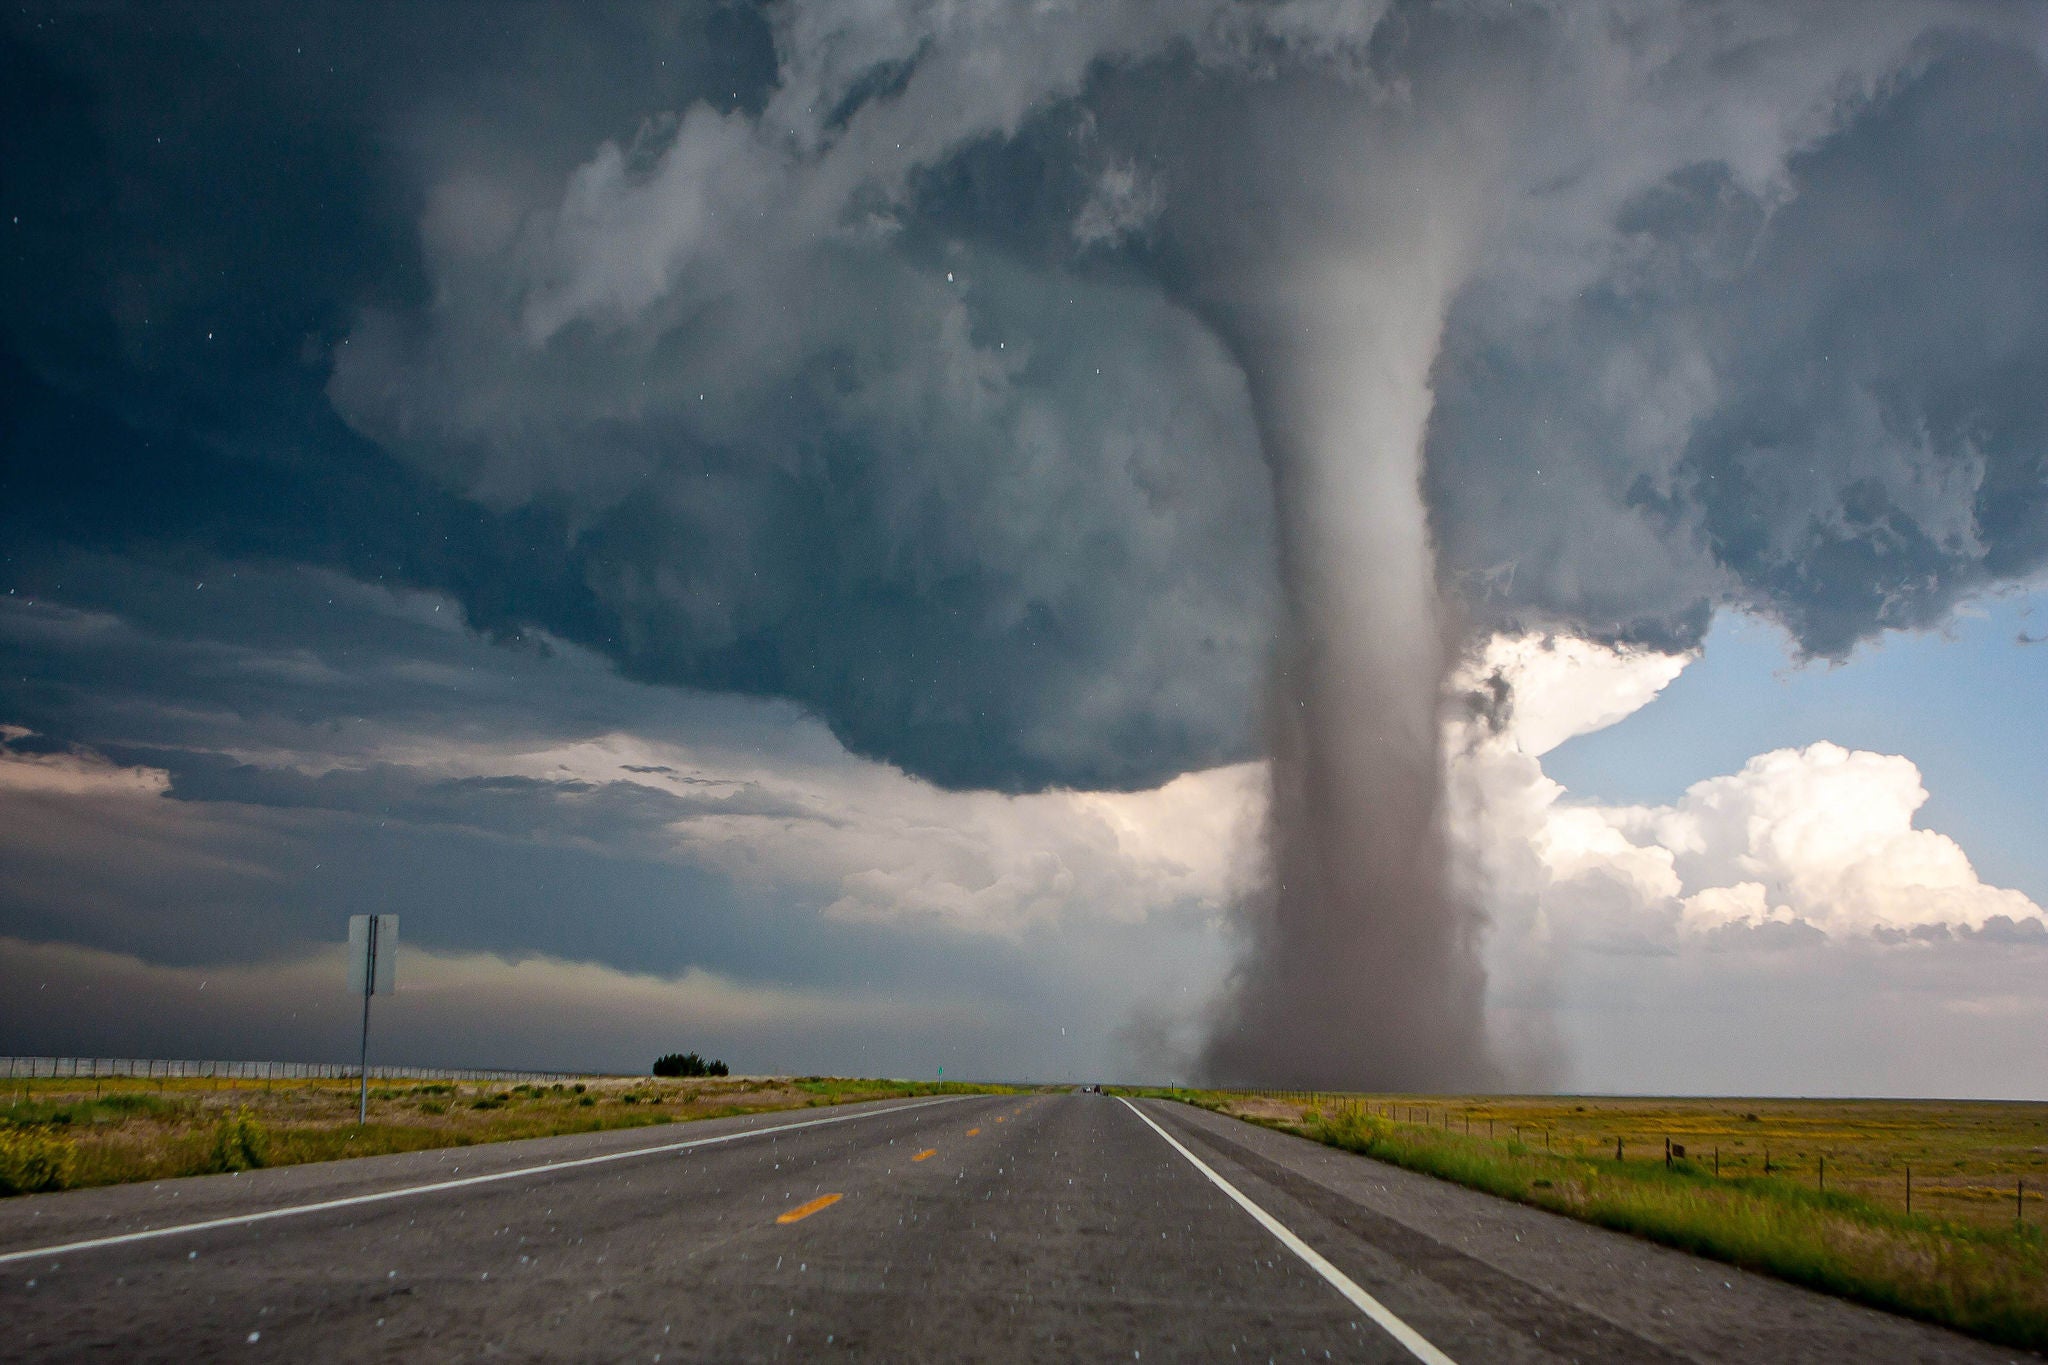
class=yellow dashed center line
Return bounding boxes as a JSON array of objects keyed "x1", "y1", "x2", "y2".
[
  {"x1": 775, "y1": 1193, "x2": 843, "y2": 1224},
  {"x1": 911, "y1": 1148, "x2": 937, "y2": 1162},
  {"x1": 966, "y1": 1127, "x2": 981, "y2": 1136},
  {"x1": 995, "y1": 1116, "x2": 1005, "y2": 1123}
]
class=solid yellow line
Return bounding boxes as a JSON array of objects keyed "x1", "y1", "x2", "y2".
[
  {"x1": 912, "y1": 1148, "x2": 937, "y2": 1162},
  {"x1": 966, "y1": 1127, "x2": 981, "y2": 1136},
  {"x1": 775, "y1": 1192, "x2": 843, "y2": 1224}
]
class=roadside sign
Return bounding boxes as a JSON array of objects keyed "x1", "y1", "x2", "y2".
[
  {"x1": 347, "y1": 914, "x2": 398, "y2": 995},
  {"x1": 347, "y1": 914, "x2": 398, "y2": 1125}
]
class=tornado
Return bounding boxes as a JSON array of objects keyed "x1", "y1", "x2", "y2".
[{"x1": 1184, "y1": 66, "x2": 1508, "y2": 1092}]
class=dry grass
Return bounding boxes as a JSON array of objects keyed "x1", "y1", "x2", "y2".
[
  {"x1": 1130, "y1": 1088, "x2": 2048, "y2": 1352},
  {"x1": 1, "y1": 1073, "x2": 1014, "y2": 1193},
  {"x1": 1247, "y1": 1092, "x2": 2048, "y2": 1230}
]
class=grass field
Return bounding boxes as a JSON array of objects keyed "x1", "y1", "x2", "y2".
[
  {"x1": 0, "y1": 1072, "x2": 1014, "y2": 1196},
  {"x1": 1128, "y1": 1088, "x2": 2048, "y2": 1352}
]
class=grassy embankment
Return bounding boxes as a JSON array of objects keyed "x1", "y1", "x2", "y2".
[
  {"x1": 1122, "y1": 1088, "x2": 2048, "y2": 1352},
  {"x1": 0, "y1": 1073, "x2": 1013, "y2": 1196}
]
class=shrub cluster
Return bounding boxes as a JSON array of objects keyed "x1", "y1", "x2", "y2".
[
  {"x1": 0, "y1": 1126, "x2": 76, "y2": 1194},
  {"x1": 209, "y1": 1107, "x2": 268, "y2": 1173},
  {"x1": 652, "y1": 1052, "x2": 729, "y2": 1078}
]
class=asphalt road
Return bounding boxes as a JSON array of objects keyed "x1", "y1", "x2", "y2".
[{"x1": 0, "y1": 1091, "x2": 2029, "y2": 1362}]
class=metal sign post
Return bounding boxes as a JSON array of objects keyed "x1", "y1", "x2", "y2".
[{"x1": 346, "y1": 914, "x2": 398, "y2": 1125}]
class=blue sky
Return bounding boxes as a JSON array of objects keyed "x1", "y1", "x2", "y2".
[{"x1": 1549, "y1": 592, "x2": 2048, "y2": 905}]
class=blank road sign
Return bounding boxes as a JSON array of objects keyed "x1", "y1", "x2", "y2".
[{"x1": 347, "y1": 914, "x2": 398, "y2": 995}]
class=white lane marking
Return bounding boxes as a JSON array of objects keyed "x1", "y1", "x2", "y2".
[
  {"x1": 0, "y1": 1096, "x2": 970, "y2": 1268},
  {"x1": 1116, "y1": 1097, "x2": 1458, "y2": 1365}
]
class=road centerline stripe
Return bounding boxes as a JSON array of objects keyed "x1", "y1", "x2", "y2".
[
  {"x1": 776, "y1": 1192, "x2": 843, "y2": 1224},
  {"x1": 911, "y1": 1148, "x2": 937, "y2": 1162},
  {"x1": 0, "y1": 1095, "x2": 968, "y2": 1269},
  {"x1": 1116, "y1": 1096, "x2": 1458, "y2": 1365}
]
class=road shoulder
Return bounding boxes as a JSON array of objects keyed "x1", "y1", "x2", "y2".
[{"x1": 1144, "y1": 1098, "x2": 2030, "y2": 1365}]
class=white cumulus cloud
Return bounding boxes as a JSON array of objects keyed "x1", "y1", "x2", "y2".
[
  {"x1": 1449, "y1": 632, "x2": 2046, "y2": 954},
  {"x1": 1618, "y1": 742, "x2": 2044, "y2": 937}
]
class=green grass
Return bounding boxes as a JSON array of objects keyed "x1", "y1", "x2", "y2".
[
  {"x1": 1124, "y1": 1088, "x2": 2048, "y2": 1353},
  {"x1": 790, "y1": 1077, "x2": 1023, "y2": 1100},
  {"x1": 2, "y1": 1092, "x2": 182, "y2": 1126}
]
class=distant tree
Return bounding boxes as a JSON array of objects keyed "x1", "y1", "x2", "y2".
[{"x1": 652, "y1": 1052, "x2": 729, "y2": 1078}]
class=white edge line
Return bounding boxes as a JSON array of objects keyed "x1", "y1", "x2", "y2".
[
  {"x1": 0, "y1": 1094, "x2": 970, "y2": 1269},
  {"x1": 1116, "y1": 1096, "x2": 1458, "y2": 1365}
]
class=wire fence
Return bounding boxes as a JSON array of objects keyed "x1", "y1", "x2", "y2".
[
  {"x1": 3, "y1": 1056, "x2": 603, "y2": 1084},
  {"x1": 1223, "y1": 1090, "x2": 2043, "y2": 1229}
]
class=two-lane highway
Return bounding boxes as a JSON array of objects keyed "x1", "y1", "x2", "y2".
[{"x1": 0, "y1": 1092, "x2": 2023, "y2": 1361}]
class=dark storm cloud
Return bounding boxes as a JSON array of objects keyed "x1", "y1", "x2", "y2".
[
  {"x1": 0, "y1": 565, "x2": 1231, "y2": 1024},
  {"x1": 0, "y1": 665, "x2": 1229, "y2": 1078},
  {"x1": 1427, "y1": 33, "x2": 2048, "y2": 658},
  {"x1": 154, "y1": 757, "x2": 810, "y2": 844},
  {"x1": 0, "y1": 581, "x2": 780, "y2": 977},
  {"x1": 3, "y1": 1, "x2": 1277, "y2": 796},
  {"x1": 11, "y1": 4, "x2": 2044, "y2": 797},
  {"x1": 0, "y1": 585, "x2": 1211, "y2": 1043}
]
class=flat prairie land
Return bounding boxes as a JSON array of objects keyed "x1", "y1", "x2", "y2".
[
  {"x1": 1136, "y1": 1088, "x2": 2048, "y2": 1352},
  {"x1": 0, "y1": 1073, "x2": 1011, "y2": 1196},
  {"x1": 1230, "y1": 1091, "x2": 2048, "y2": 1230}
]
